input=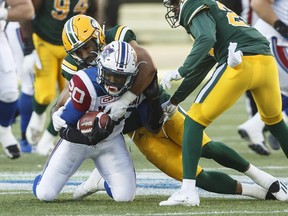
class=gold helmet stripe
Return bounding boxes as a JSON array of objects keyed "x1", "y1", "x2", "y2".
[{"x1": 114, "y1": 26, "x2": 131, "y2": 41}]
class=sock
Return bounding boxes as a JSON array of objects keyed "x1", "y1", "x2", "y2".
[
  {"x1": 181, "y1": 179, "x2": 196, "y2": 195},
  {"x1": 196, "y1": 171, "x2": 237, "y2": 194},
  {"x1": 266, "y1": 120, "x2": 288, "y2": 158},
  {"x1": 182, "y1": 117, "x2": 205, "y2": 179},
  {"x1": 0, "y1": 100, "x2": 18, "y2": 126},
  {"x1": 33, "y1": 97, "x2": 48, "y2": 114},
  {"x1": 244, "y1": 164, "x2": 276, "y2": 189},
  {"x1": 202, "y1": 141, "x2": 250, "y2": 172},
  {"x1": 18, "y1": 92, "x2": 33, "y2": 136},
  {"x1": 241, "y1": 183, "x2": 267, "y2": 200}
]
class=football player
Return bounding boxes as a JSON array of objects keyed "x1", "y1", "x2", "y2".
[
  {"x1": 159, "y1": 0, "x2": 288, "y2": 206},
  {"x1": 0, "y1": 0, "x2": 34, "y2": 159},
  {"x1": 23, "y1": 0, "x2": 98, "y2": 155},
  {"x1": 51, "y1": 15, "x2": 288, "y2": 202}
]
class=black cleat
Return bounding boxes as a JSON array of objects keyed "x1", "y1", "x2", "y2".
[{"x1": 4, "y1": 144, "x2": 21, "y2": 159}]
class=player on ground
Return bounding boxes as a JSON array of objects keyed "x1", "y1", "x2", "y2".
[
  {"x1": 52, "y1": 15, "x2": 288, "y2": 201},
  {"x1": 159, "y1": 0, "x2": 288, "y2": 206}
]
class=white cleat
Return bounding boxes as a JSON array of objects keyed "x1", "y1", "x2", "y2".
[
  {"x1": 159, "y1": 190, "x2": 200, "y2": 206},
  {"x1": 269, "y1": 180, "x2": 288, "y2": 201},
  {"x1": 26, "y1": 112, "x2": 47, "y2": 145},
  {"x1": 73, "y1": 169, "x2": 104, "y2": 200}
]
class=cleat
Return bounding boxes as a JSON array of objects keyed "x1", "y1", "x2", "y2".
[
  {"x1": 159, "y1": 190, "x2": 200, "y2": 206},
  {"x1": 248, "y1": 143, "x2": 270, "y2": 156},
  {"x1": 268, "y1": 180, "x2": 288, "y2": 201},
  {"x1": 73, "y1": 169, "x2": 104, "y2": 200},
  {"x1": 20, "y1": 139, "x2": 32, "y2": 153},
  {"x1": 4, "y1": 144, "x2": 21, "y2": 159},
  {"x1": 268, "y1": 134, "x2": 281, "y2": 150},
  {"x1": 26, "y1": 112, "x2": 47, "y2": 145}
]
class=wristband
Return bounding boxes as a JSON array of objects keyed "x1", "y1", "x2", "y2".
[
  {"x1": 122, "y1": 90, "x2": 137, "y2": 104},
  {"x1": 0, "y1": 8, "x2": 8, "y2": 21}
]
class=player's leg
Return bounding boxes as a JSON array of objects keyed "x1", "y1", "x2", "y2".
[
  {"x1": 0, "y1": 32, "x2": 20, "y2": 159},
  {"x1": 251, "y1": 55, "x2": 288, "y2": 157},
  {"x1": 93, "y1": 135, "x2": 136, "y2": 201},
  {"x1": 33, "y1": 139, "x2": 86, "y2": 201}
]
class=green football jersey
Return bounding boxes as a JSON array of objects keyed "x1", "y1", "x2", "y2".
[
  {"x1": 33, "y1": 0, "x2": 93, "y2": 45},
  {"x1": 61, "y1": 25, "x2": 136, "y2": 80},
  {"x1": 171, "y1": 0, "x2": 272, "y2": 104}
]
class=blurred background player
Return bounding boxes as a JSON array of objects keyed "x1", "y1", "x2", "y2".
[
  {"x1": 238, "y1": 0, "x2": 288, "y2": 155},
  {"x1": 0, "y1": 0, "x2": 34, "y2": 159},
  {"x1": 24, "y1": 0, "x2": 97, "y2": 155}
]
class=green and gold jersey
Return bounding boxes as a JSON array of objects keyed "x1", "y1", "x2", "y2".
[
  {"x1": 33, "y1": 0, "x2": 92, "y2": 45},
  {"x1": 61, "y1": 25, "x2": 137, "y2": 81},
  {"x1": 171, "y1": 0, "x2": 271, "y2": 104}
]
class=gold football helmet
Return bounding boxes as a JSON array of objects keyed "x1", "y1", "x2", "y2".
[{"x1": 62, "y1": 14, "x2": 106, "y2": 67}]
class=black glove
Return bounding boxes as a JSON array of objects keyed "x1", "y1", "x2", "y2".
[
  {"x1": 274, "y1": 20, "x2": 288, "y2": 39},
  {"x1": 59, "y1": 126, "x2": 91, "y2": 145},
  {"x1": 87, "y1": 118, "x2": 115, "y2": 145},
  {"x1": 22, "y1": 37, "x2": 34, "y2": 56}
]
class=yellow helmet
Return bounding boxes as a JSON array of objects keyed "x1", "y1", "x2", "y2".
[{"x1": 62, "y1": 14, "x2": 106, "y2": 67}]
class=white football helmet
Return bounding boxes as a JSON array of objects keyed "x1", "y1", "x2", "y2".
[{"x1": 99, "y1": 41, "x2": 139, "y2": 97}]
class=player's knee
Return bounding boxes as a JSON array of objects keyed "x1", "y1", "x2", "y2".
[
  {"x1": 112, "y1": 187, "x2": 135, "y2": 202},
  {"x1": 33, "y1": 175, "x2": 57, "y2": 201},
  {"x1": 0, "y1": 89, "x2": 18, "y2": 103}
]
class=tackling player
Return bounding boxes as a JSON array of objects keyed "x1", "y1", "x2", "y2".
[
  {"x1": 51, "y1": 15, "x2": 288, "y2": 202},
  {"x1": 160, "y1": 0, "x2": 288, "y2": 206}
]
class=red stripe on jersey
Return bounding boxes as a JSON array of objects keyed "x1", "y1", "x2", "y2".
[
  {"x1": 69, "y1": 75, "x2": 92, "y2": 112},
  {"x1": 272, "y1": 38, "x2": 288, "y2": 70}
]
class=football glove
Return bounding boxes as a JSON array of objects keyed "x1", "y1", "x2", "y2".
[
  {"x1": 161, "y1": 70, "x2": 182, "y2": 89},
  {"x1": 104, "y1": 91, "x2": 137, "y2": 121},
  {"x1": 87, "y1": 118, "x2": 115, "y2": 145},
  {"x1": 161, "y1": 100, "x2": 178, "y2": 119},
  {"x1": 227, "y1": 42, "x2": 243, "y2": 67},
  {"x1": 52, "y1": 106, "x2": 67, "y2": 132},
  {"x1": 59, "y1": 126, "x2": 91, "y2": 145},
  {"x1": 0, "y1": 8, "x2": 8, "y2": 20},
  {"x1": 274, "y1": 20, "x2": 288, "y2": 40}
]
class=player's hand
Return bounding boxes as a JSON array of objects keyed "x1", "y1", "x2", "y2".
[
  {"x1": 161, "y1": 99, "x2": 178, "y2": 119},
  {"x1": 274, "y1": 20, "x2": 288, "y2": 40},
  {"x1": 227, "y1": 42, "x2": 243, "y2": 67},
  {"x1": 104, "y1": 91, "x2": 137, "y2": 121},
  {"x1": 161, "y1": 70, "x2": 182, "y2": 89},
  {"x1": 52, "y1": 106, "x2": 67, "y2": 131},
  {"x1": 87, "y1": 118, "x2": 115, "y2": 145}
]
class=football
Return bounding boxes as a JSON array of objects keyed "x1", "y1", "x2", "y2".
[{"x1": 77, "y1": 111, "x2": 111, "y2": 134}]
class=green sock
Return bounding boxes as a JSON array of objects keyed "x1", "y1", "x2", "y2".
[
  {"x1": 196, "y1": 170, "x2": 237, "y2": 194},
  {"x1": 266, "y1": 120, "x2": 288, "y2": 158},
  {"x1": 202, "y1": 141, "x2": 249, "y2": 172},
  {"x1": 47, "y1": 121, "x2": 58, "y2": 136},
  {"x1": 182, "y1": 117, "x2": 205, "y2": 179},
  {"x1": 33, "y1": 98, "x2": 48, "y2": 114}
]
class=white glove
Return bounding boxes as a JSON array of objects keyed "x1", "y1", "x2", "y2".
[
  {"x1": 32, "y1": 50, "x2": 42, "y2": 70},
  {"x1": 104, "y1": 91, "x2": 137, "y2": 121},
  {"x1": 161, "y1": 100, "x2": 178, "y2": 119},
  {"x1": 227, "y1": 42, "x2": 243, "y2": 67},
  {"x1": 52, "y1": 106, "x2": 67, "y2": 131},
  {"x1": 0, "y1": 8, "x2": 8, "y2": 21},
  {"x1": 161, "y1": 70, "x2": 182, "y2": 89}
]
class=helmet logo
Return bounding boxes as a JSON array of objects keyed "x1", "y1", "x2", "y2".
[{"x1": 102, "y1": 45, "x2": 115, "y2": 61}]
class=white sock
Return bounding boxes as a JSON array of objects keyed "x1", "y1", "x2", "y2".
[
  {"x1": 244, "y1": 164, "x2": 276, "y2": 189},
  {"x1": 241, "y1": 183, "x2": 267, "y2": 200},
  {"x1": 181, "y1": 179, "x2": 196, "y2": 195}
]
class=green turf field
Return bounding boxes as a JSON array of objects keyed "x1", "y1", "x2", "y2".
[{"x1": 1, "y1": 3, "x2": 288, "y2": 216}]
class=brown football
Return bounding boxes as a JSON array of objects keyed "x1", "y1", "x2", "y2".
[{"x1": 77, "y1": 111, "x2": 110, "y2": 134}]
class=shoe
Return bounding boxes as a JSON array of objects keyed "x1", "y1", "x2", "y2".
[
  {"x1": 73, "y1": 169, "x2": 104, "y2": 199},
  {"x1": 268, "y1": 134, "x2": 281, "y2": 150},
  {"x1": 20, "y1": 139, "x2": 32, "y2": 153},
  {"x1": 36, "y1": 130, "x2": 56, "y2": 156},
  {"x1": 238, "y1": 128, "x2": 270, "y2": 155},
  {"x1": 268, "y1": 180, "x2": 288, "y2": 201},
  {"x1": 26, "y1": 112, "x2": 47, "y2": 145},
  {"x1": 0, "y1": 125, "x2": 21, "y2": 159},
  {"x1": 159, "y1": 190, "x2": 200, "y2": 206},
  {"x1": 3, "y1": 144, "x2": 21, "y2": 159}
]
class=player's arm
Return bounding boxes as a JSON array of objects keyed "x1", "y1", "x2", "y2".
[
  {"x1": 170, "y1": 11, "x2": 217, "y2": 105},
  {"x1": 129, "y1": 40, "x2": 157, "y2": 96},
  {"x1": 1, "y1": 0, "x2": 34, "y2": 21},
  {"x1": 251, "y1": 0, "x2": 276, "y2": 26}
]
